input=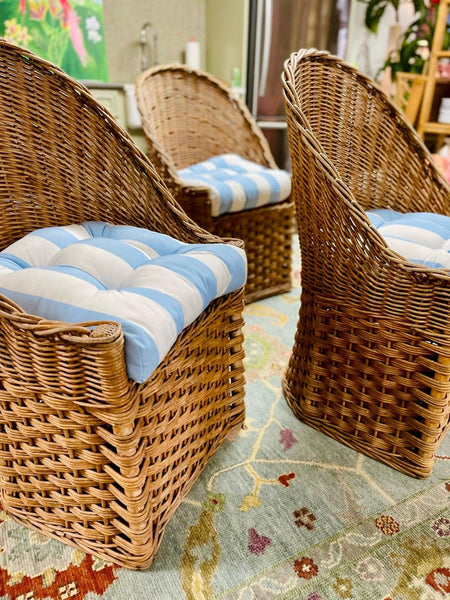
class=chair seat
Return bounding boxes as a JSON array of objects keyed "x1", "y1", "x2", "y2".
[
  {"x1": 178, "y1": 153, "x2": 291, "y2": 217},
  {"x1": 0, "y1": 222, "x2": 247, "y2": 382},
  {"x1": 367, "y1": 209, "x2": 450, "y2": 269}
]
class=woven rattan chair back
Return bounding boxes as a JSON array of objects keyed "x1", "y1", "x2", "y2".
[
  {"x1": 136, "y1": 64, "x2": 277, "y2": 171},
  {"x1": 0, "y1": 41, "x2": 246, "y2": 568},
  {"x1": 282, "y1": 48, "x2": 450, "y2": 478},
  {"x1": 135, "y1": 64, "x2": 294, "y2": 303}
]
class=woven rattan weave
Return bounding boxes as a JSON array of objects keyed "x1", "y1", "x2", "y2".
[
  {"x1": 0, "y1": 41, "x2": 246, "y2": 569},
  {"x1": 135, "y1": 64, "x2": 294, "y2": 303},
  {"x1": 282, "y1": 49, "x2": 450, "y2": 479}
]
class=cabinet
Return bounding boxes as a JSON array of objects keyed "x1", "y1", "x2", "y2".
[
  {"x1": 88, "y1": 88, "x2": 125, "y2": 124},
  {"x1": 85, "y1": 84, "x2": 148, "y2": 154}
]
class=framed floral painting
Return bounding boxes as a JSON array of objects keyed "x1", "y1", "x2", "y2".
[{"x1": 0, "y1": 0, "x2": 109, "y2": 81}]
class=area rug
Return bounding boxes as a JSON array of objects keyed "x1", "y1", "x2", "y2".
[{"x1": 1, "y1": 249, "x2": 449, "y2": 600}]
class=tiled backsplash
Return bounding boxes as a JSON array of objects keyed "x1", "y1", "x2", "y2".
[{"x1": 103, "y1": 0, "x2": 206, "y2": 84}]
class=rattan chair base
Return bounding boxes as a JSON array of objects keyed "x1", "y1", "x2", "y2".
[
  {"x1": 282, "y1": 293, "x2": 450, "y2": 479},
  {"x1": 0, "y1": 290, "x2": 246, "y2": 570},
  {"x1": 210, "y1": 201, "x2": 295, "y2": 303}
]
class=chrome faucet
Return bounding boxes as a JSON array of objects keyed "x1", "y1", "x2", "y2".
[{"x1": 140, "y1": 22, "x2": 158, "y2": 71}]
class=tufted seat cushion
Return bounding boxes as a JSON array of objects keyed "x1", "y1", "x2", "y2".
[
  {"x1": 178, "y1": 153, "x2": 291, "y2": 217},
  {"x1": 0, "y1": 222, "x2": 247, "y2": 382},
  {"x1": 366, "y1": 209, "x2": 450, "y2": 269}
]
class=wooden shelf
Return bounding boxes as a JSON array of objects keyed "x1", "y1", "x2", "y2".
[
  {"x1": 417, "y1": 0, "x2": 450, "y2": 144},
  {"x1": 421, "y1": 122, "x2": 450, "y2": 134}
]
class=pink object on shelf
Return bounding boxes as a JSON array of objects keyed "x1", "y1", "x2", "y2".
[{"x1": 432, "y1": 153, "x2": 450, "y2": 183}]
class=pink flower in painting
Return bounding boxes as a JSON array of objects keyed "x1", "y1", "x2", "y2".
[
  {"x1": 19, "y1": 0, "x2": 26, "y2": 15},
  {"x1": 280, "y1": 428, "x2": 297, "y2": 451},
  {"x1": 65, "y1": 7, "x2": 88, "y2": 66},
  {"x1": 58, "y1": 0, "x2": 71, "y2": 24}
]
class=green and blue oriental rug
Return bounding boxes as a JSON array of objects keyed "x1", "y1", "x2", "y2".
[{"x1": 0, "y1": 249, "x2": 449, "y2": 599}]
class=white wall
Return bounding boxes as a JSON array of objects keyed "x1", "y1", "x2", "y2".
[{"x1": 345, "y1": 0, "x2": 416, "y2": 81}]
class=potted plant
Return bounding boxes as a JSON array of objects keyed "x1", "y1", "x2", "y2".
[{"x1": 358, "y1": 0, "x2": 446, "y2": 80}]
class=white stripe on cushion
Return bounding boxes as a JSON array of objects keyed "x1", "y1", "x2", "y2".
[
  {"x1": 0, "y1": 223, "x2": 247, "y2": 382},
  {"x1": 121, "y1": 239, "x2": 160, "y2": 259},
  {"x1": 367, "y1": 209, "x2": 450, "y2": 269},
  {"x1": 5, "y1": 224, "x2": 91, "y2": 267},
  {"x1": 178, "y1": 153, "x2": 291, "y2": 217},
  {"x1": 123, "y1": 264, "x2": 204, "y2": 323}
]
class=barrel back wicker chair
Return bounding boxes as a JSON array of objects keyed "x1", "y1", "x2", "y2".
[
  {"x1": 0, "y1": 40, "x2": 246, "y2": 569},
  {"x1": 135, "y1": 64, "x2": 294, "y2": 303},
  {"x1": 282, "y1": 48, "x2": 450, "y2": 478}
]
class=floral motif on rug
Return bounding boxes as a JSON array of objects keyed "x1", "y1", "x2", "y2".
[
  {"x1": 0, "y1": 261, "x2": 449, "y2": 600},
  {"x1": 174, "y1": 374, "x2": 450, "y2": 600},
  {"x1": 0, "y1": 506, "x2": 119, "y2": 599}
]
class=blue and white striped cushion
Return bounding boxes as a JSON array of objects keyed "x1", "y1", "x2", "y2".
[
  {"x1": 366, "y1": 209, "x2": 450, "y2": 269},
  {"x1": 0, "y1": 222, "x2": 247, "y2": 383},
  {"x1": 178, "y1": 153, "x2": 291, "y2": 217}
]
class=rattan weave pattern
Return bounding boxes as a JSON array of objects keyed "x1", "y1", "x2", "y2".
[
  {"x1": 0, "y1": 41, "x2": 246, "y2": 569},
  {"x1": 135, "y1": 64, "x2": 294, "y2": 303},
  {"x1": 282, "y1": 49, "x2": 450, "y2": 478}
]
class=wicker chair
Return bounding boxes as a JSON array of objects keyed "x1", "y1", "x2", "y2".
[
  {"x1": 135, "y1": 64, "x2": 294, "y2": 303},
  {"x1": 0, "y1": 41, "x2": 246, "y2": 569},
  {"x1": 282, "y1": 49, "x2": 450, "y2": 479}
]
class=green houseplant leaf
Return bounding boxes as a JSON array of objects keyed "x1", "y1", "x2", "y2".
[
  {"x1": 363, "y1": 0, "x2": 400, "y2": 33},
  {"x1": 359, "y1": 0, "x2": 426, "y2": 34}
]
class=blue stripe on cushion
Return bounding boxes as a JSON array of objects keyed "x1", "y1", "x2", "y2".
[
  {"x1": 413, "y1": 259, "x2": 448, "y2": 268},
  {"x1": 150, "y1": 255, "x2": 217, "y2": 306},
  {"x1": 395, "y1": 212, "x2": 450, "y2": 226},
  {"x1": 233, "y1": 175, "x2": 260, "y2": 209},
  {"x1": 81, "y1": 222, "x2": 108, "y2": 238},
  {"x1": 98, "y1": 223, "x2": 184, "y2": 256},
  {"x1": 379, "y1": 218, "x2": 449, "y2": 240},
  {"x1": 0, "y1": 253, "x2": 31, "y2": 269},
  {"x1": 366, "y1": 209, "x2": 402, "y2": 225},
  {"x1": 67, "y1": 238, "x2": 152, "y2": 269},
  {"x1": 30, "y1": 226, "x2": 87, "y2": 248},
  {"x1": 367, "y1": 210, "x2": 450, "y2": 232},
  {"x1": 180, "y1": 244, "x2": 247, "y2": 294},
  {"x1": 207, "y1": 181, "x2": 236, "y2": 214},
  {"x1": 211, "y1": 156, "x2": 249, "y2": 173},
  {"x1": 0, "y1": 288, "x2": 157, "y2": 383},
  {"x1": 182, "y1": 164, "x2": 213, "y2": 176}
]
